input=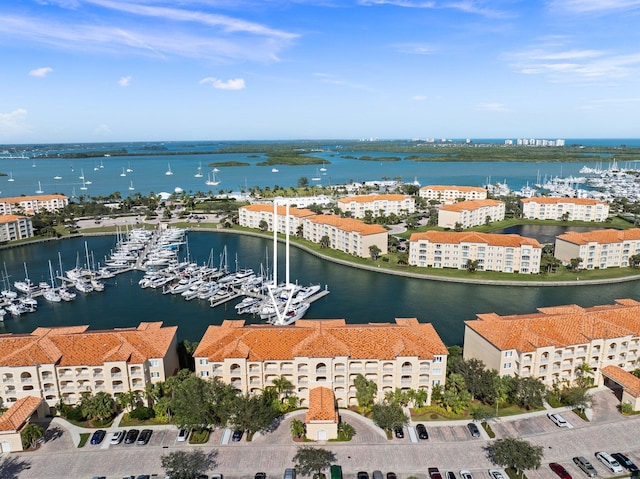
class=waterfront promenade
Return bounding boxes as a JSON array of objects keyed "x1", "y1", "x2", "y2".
[{"x1": 3, "y1": 388, "x2": 639, "y2": 479}]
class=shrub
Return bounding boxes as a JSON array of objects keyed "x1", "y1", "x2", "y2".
[
  {"x1": 65, "y1": 407, "x2": 86, "y2": 422},
  {"x1": 129, "y1": 406, "x2": 155, "y2": 421}
]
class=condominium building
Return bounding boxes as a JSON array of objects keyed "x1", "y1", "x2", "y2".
[
  {"x1": 409, "y1": 231, "x2": 541, "y2": 273},
  {"x1": 437, "y1": 199, "x2": 505, "y2": 229},
  {"x1": 193, "y1": 318, "x2": 448, "y2": 408},
  {"x1": 238, "y1": 204, "x2": 316, "y2": 235},
  {"x1": 554, "y1": 229, "x2": 640, "y2": 269},
  {"x1": 0, "y1": 194, "x2": 69, "y2": 215},
  {"x1": 419, "y1": 185, "x2": 487, "y2": 204},
  {"x1": 463, "y1": 299, "x2": 640, "y2": 387},
  {"x1": 520, "y1": 197, "x2": 609, "y2": 222},
  {"x1": 337, "y1": 194, "x2": 415, "y2": 219},
  {"x1": 0, "y1": 215, "x2": 33, "y2": 242},
  {"x1": 0, "y1": 322, "x2": 179, "y2": 408},
  {"x1": 303, "y1": 215, "x2": 388, "y2": 258}
]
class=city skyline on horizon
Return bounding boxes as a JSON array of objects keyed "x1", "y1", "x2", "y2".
[{"x1": 2, "y1": 1, "x2": 640, "y2": 144}]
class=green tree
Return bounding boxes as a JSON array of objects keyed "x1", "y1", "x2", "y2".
[
  {"x1": 161, "y1": 450, "x2": 217, "y2": 479},
  {"x1": 298, "y1": 177, "x2": 309, "y2": 188},
  {"x1": 80, "y1": 391, "x2": 116, "y2": 422},
  {"x1": 320, "y1": 235, "x2": 331, "y2": 248},
  {"x1": 290, "y1": 418, "x2": 306, "y2": 439},
  {"x1": 486, "y1": 438, "x2": 544, "y2": 479},
  {"x1": 574, "y1": 362, "x2": 594, "y2": 389},
  {"x1": 20, "y1": 423, "x2": 43, "y2": 450},
  {"x1": 258, "y1": 220, "x2": 269, "y2": 231},
  {"x1": 171, "y1": 374, "x2": 215, "y2": 430},
  {"x1": 466, "y1": 259, "x2": 479, "y2": 273},
  {"x1": 512, "y1": 377, "x2": 546, "y2": 410},
  {"x1": 228, "y1": 393, "x2": 280, "y2": 439},
  {"x1": 630, "y1": 253, "x2": 640, "y2": 268},
  {"x1": 292, "y1": 446, "x2": 336, "y2": 477},
  {"x1": 569, "y1": 257, "x2": 583, "y2": 272},
  {"x1": 561, "y1": 386, "x2": 592, "y2": 412},
  {"x1": 369, "y1": 245, "x2": 382, "y2": 261},
  {"x1": 272, "y1": 375, "x2": 295, "y2": 400},
  {"x1": 353, "y1": 373, "x2": 378, "y2": 413},
  {"x1": 337, "y1": 421, "x2": 355, "y2": 440},
  {"x1": 371, "y1": 402, "x2": 408, "y2": 434}
]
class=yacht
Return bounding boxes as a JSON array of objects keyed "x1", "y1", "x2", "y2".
[
  {"x1": 129, "y1": 181, "x2": 135, "y2": 191},
  {"x1": 165, "y1": 163, "x2": 173, "y2": 175},
  {"x1": 54, "y1": 174, "x2": 62, "y2": 180},
  {"x1": 7, "y1": 172, "x2": 14, "y2": 182},
  {"x1": 271, "y1": 167, "x2": 279, "y2": 173},
  {"x1": 126, "y1": 162, "x2": 133, "y2": 173},
  {"x1": 205, "y1": 170, "x2": 220, "y2": 186},
  {"x1": 120, "y1": 167, "x2": 127, "y2": 177},
  {"x1": 35, "y1": 181, "x2": 44, "y2": 194},
  {"x1": 194, "y1": 162, "x2": 203, "y2": 178}
]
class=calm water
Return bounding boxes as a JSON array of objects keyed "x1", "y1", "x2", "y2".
[
  {"x1": 491, "y1": 224, "x2": 604, "y2": 244},
  {"x1": 2, "y1": 232, "x2": 639, "y2": 346},
  {"x1": 2, "y1": 139, "x2": 636, "y2": 198}
]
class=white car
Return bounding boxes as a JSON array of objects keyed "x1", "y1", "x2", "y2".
[
  {"x1": 110, "y1": 430, "x2": 125, "y2": 445},
  {"x1": 547, "y1": 413, "x2": 571, "y2": 428},
  {"x1": 176, "y1": 428, "x2": 189, "y2": 442},
  {"x1": 460, "y1": 471, "x2": 474, "y2": 479},
  {"x1": 595, "y1": 452, "x2": 624, "y2": 474},
  {"x1": 489, "y1": 470, "x2": 506, "y2": 479}
]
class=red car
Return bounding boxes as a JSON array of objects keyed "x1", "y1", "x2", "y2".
[{"x1": 550, "y1": 463, "x2": 573, "y2": 479}]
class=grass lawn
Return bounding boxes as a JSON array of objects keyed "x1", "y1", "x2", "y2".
[
  {"x1": 118, "y1": 415, "x2": 169, "y2": 427},
  {"x1": 189, "y1": 428, "x2": 210, "y2": 444},
  {"x1": 77, "y1": 433, "x2": 89, "y2": 448}
]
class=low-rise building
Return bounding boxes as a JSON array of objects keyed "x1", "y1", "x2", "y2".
[
  {"x1": 0, "y1": 396, "x2": 48, "y2": 453},
  {"x1": 337, "y1": 194, "x2": 415, "y2": 219},
  {"x1": 520, "y1": 197, "x2": 609, "y2": 222},
  {"x1": 437, "y1": 199, "x2": 505, "y2": 229},
  {"x1": 0, "y1": 322, "x2": 179, "y2": 408},
  {"x1": 303, "y1": 215, "x2": 388, "y2": 258},
  {"x1": 238, "y1": 204, "x2": 316, "y2": 235},
  {"x1": 419, "y1": 185, "x2": 487, "y2": 204},
  {"x1": 409, "y1": 231, "x2": 541, "y2": 273},
  {"x1": 0, "y1": 194, "x2": 69, "y2": 215},
  {"x1": 463, "y1": 298, "x2": 640, "y2": 387},
  {"x1": 193, "y1": 318, "x2": 448, "y2": 408},
  {"x1": 555, "y1": 229, "x2": 640, "y2": 269},
  {"x1": 0, "y1": 215, "x2": 33, "y2": 242}
]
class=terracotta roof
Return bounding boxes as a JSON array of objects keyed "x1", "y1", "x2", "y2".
[
  {"x1": 194, "y1": 318, "x2": 448, "y2": 361},
  {"x1": 556, "y1": 228, "x2": 640, "y2": 245},
  {"x1": 0, "y1": 194, "x2": 68, "y2": 203},
  {"x1": 0, "y1": 322, "x2": 176, "y2": 367},
  {"x1": 306, "y1": 387, "x2": 338, "y2": 423},
  {"x1": 410, "y1": 231, "x2": 541, "y2": 248},
  {"x1": 521, "y1": 197, "x2": 606, "y2": 205},
  {"x1": 0, "y1": 396, "x2": 43, "y2": 432},
  {"x1": 306, "y1": 215, "x2": 387, "y2": 235},
  {"x1": 601, "y1": 365, "x2": 640, "y2": 398},
  {"x1": 241, "y1": 204, "x2": 316, "y2": 218},
  {"x1": 338, "y1": 194, "x2": 411, "y2": 204},
  {"x1": 466, "y1": 299, "x2": 640, "y2": 352},
  {"x1": 0, "y1": 214, "x2": 29, "y2": 223},
  {"x1": 420, "y1": 185, "x2": 486, "y2": 193},
  {"x1": 440, "y1": 199, "x2": 503, "y2": 212}
]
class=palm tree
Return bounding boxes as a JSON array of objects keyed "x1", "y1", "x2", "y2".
[
  {"x1": 272, "y1": 375, "x2": 294, "y2": 400},
  {"x1": 337, "y1": 421, "x2": 355, "y2": 440},
  {"x1": 574, "y1": 362, "x2": 594, "y2": 388},
  {"x1": 21, "y1": 423, "x2": 43, "y2": 450},
  {"x1": 290, "y1": 418, "x2": 306, "y2": 439}
]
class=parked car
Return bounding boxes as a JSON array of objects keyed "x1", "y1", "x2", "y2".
[
  {"x1": 211, "y1": 475, "x2": 224, "y2": 479},
  {"x1": 135, "y1": 476, "x2": 150, "y2": 479},
  {"x1": 460, "y1": 471, "x2": 474, "y2": 479},
  {"x1": 232, "y1": 429, "x2": 243, "y2": 442},
  {"x1": 386, "y1": 474, "x2": 397, "y2": 479},
  {"x1": 110, "y1": 430, "x2": 125, "y2": 445},
  {"x1": 124, "y1": 429, "x2": 139, "y2": 444},
  {"x1": 136, "y1": 429, "x2": 152, "y2": 445},
  {"x1": 611, "y1": 453, "x2": 639, "y2": 472},
  {"x1": 550, "y1": 462, "x2": 572, "y2": 479},
  {"x1": 548, "y1": 413, "x2": 570, "y2": 428},
  {"x1": 284, "y1": 468, "x2": 297, "y2": 479},
  {"x1": 357, "y1": 473, "x2": 369, "y2": 479},
  {"x1": 428, "y1": 468, "x2": 443, "y2": 479},
  {"x1": 90, "y1": 429, "x2": 106, "y2": 445},
  {"x1": 394, "y1": 426, "x2": 404, "y2": 438},
  {"x1": 416, "y1": 423, "x2": 429, "y2": 440},
  {"x1": 489, "y1": 470, "x2": 505, "y2": 479},
  {"x1": 467, "y1": 423, "x2": 480, "y2": 438},
  {"x1": 595, "y1": 452, "x2": 624, "y2": 474},
  {"x1": 372, "y1": 471, "x2": 383, "y2": 479},
  {"x1": 255, "y1": 474, "x2": 267, "y2": 479},
  {"x1": 446, "y1": 472, "x2": 457, "y2": 479},
  {"x1": 177, "y1": 429, "x2": 189, "y2": 442},
  {"x1": 573, "y1": 457, "x2": 598, "y2": 477}
]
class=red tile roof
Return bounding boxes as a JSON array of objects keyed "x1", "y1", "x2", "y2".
[
  {"x1": 0, "y1": 396, "x2": 43, "y2": 432},
  {"x1": 194, "y1": 318, "x2": 448, "y2": 361},
  {"x1": 0, "y1": 214, "x2": 29, "y2": 223},
  {"x1": 466, "y1": 299, "x2": 640, "y2": 352},
  {"x1": 420, "y1": 185, "x2": 486, "y2": 193},
  {"x1": 410, "y1": 231, "x2": 541, "y2": 248},
  {"x1": 0, "y1": 194, "x2": 68, "y2": 203},
  {"x1": 241, "y1": 204, "x2": 316, "y2": 218},
  {"x1": 440, "y1": 199, "x2": 503, "y2": 212},
  {"x1": 601, "y1": 365, "x2": 640, "y2": 398},
  {"x1": 338, "y1": 194, "x2": 411, "y2": 203},
  {"x1": 0, "y1": 322, "x2": 176, "y2": 367},
  {"x1": 556, "y1": 228, "x2": 640, "y2": 245},
  {"x1": 521, "y1": 197, "x2": 606, "y2": 205},
  {"x1": 306, "y1": 387, "x2": 338, "y2": 423},
  {"x1": 306, "y1": 215, "x2": 387, "y2": 235}
]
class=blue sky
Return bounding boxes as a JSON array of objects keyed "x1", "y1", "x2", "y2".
[{"x1": 1, "y1": 0, "x2": 640, "y2": 143}]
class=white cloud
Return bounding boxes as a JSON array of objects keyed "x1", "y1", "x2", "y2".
[
  {"x1": 29, "y1": 67, "x2": 53, "y2": 77},
  {"x1": 357, "y1": 0, "x2": 513, "y2": 18},
  {"x1": 476, "y1": 102, "x2": 509, "y2": 112},
  {"x1": 118, "y1": 76, "x2": 132, "y2": 87},
  {"x1": 200, "y1": 77, "x2": 246, "y2": 90},
  {"x1": 394, "y1": 43, "x2": 436, "y2": 55},
  {"x1": 413, "y1": 95, "x2": 428, "y2": 100},
  {"x1": 548, "y1": 0, "x2": 640, "y2": 14},
  {"x1": 0, "y1": 108, "x2": 29, "y2": 136},
  {"x1": 93, "y1": 124, "x2": 112, "y2": 136}
]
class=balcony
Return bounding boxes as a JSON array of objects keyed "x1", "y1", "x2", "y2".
[{"x1": 111, "y1": 373, "x2": 122, "y2": 378}]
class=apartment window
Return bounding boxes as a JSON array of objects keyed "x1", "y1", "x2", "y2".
[
  {"x1": 504, "y1": 351, "x2": 513, "y2": 358},
  {"x1": 199, "y1": 358, "x2": 209, "y2": 365},
  {"x1": 503, "y1": 362, "x2": 512, "y2": 369},
  {"x1": 150, "y1": 372, "x2": 160, "y2": 379},
  {"x1": 432, "y1": 368, "x2": 442, "y2": 375},
  {"x1": 200, "y1": 371, "x2": 210, "y2": 378},
  {"x1": 433, "y1": 356, "x2": 443, "y2": 363},
  {"x1": 149, "y1": 359, "x2": 159, "y2": 367}
]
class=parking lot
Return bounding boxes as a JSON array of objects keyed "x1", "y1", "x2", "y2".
[{"x1": 3, "y1": 389, "x2": 640, "y2": 479}]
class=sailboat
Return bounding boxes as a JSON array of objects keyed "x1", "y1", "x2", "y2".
[
  {"x1": 78, "y1": 169, "x2": 85, "y2": 180},
  {"x1": 129, "y1": 180, "x2": 135, "y2": 191},
  {"x1": 35, "y1": 181, "x2": 44, "y2": 194},
  {"x1": 271, "y1": 167, "x2": 279, "y2": 173},
  {"x1": 311, "y1": 169, "x2": 321, "y2": 181},
  {"x1": 120, "y1": 167, "x2": 127, "y2": 177},
  {"x1": 42, "y1": 260, "x2": 61, "y2": 303},
  {"x1": 7, "y1": 172, "x2": 14, "y2": 182},
  {"x1": 126, "y1": 162, "x2": 133, "y2": 173},
  {"x1": 165, "y1": 163, "x2": 173, "y2": 175},
  {"x1": 205, "y1": 170, "x2": 220, "y2": 186},
  {"x1": 194, "y1": 162, "x2": 203, "y2": 178},
  {"x1": 80, "y1": 178, "x2": 88, "y2": 191},
  {"x1": 53, "y1": 174, "x2": 62, "y2": 180},
  {"x1": 213, "y1": 167, "x2": 220, "y2": 173},
  {"x1": 320, "y1": 161, "x2": 327, "y2": 172}
]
